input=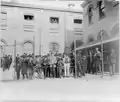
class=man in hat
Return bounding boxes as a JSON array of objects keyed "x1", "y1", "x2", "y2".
[
  {"x1": 15, "y1": 54, "x2": 21, "y2": 80},
  {"x1": 81, "y1": 55, "x2": 87, "y2": 76},
  {"x1": 63, "y1": 53, "x2": 70, "y2": 77},
  {"x1": 109, "y1": 48, "x2": 116, "y2": 76},
  {"x1": 95, "y1": 48, "x2": 102, "y2": 76},
  {"x1": 87, "y1": 51, "x2": 93, "y2": 74},
  {"x1": 21, "y1": 56, "x2": 28, "y2": 79},
  {"x1": 28, "y1": 56, "x2": 34, "y2": 79},
  {"x1": 76, "y1": 51, "x2": 80, "y2": 77},
  {"x1": 49, "y1": 53, "x2": 57, "y2": 78}
]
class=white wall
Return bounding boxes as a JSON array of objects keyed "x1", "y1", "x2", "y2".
[
  {"x1": 39, "y1": 10, "x2": 65, "y2": 55},
  {"x1": 1, "y1": 5, "x2": 83, "y2": 55},
  {"x1": 66, "y1": 12, "x2": 83, "y2": 50}
]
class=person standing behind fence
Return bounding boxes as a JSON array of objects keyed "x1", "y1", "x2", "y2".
[
  {"x1": 1, "y1": 57, "x2": 4, "y2": 68},
  {"x1": 21, "y1": 56, "x2": 28, "y2": 79},
  {"x1": 58, "y1": 58, "x2": 64, "y2": 78},
  {"x1": 63, "y1": 54, "x2": 70, "y2": 77},
  {"x1": 109, "y1": 49, "x2": 116, "y2": 76},
  {"x1": 15, "y1": 55, "x2": 21, "y2": 80},
  {"x1": 3, "y1": 55, "x2": 9, "y2": 71},
  {"x1": 46, "y1": 54, "x2": 50, "y2": 78},
  {"x1": 76, "y1": 51, "x2": 82, "y2": 77},
  {"x1": 95, "y1": 48, "x2": 102, "y2": 76},
  {"x1": 42, "y1": 56, "x2": 47, "y2": 78},
  {"x1": 56, "y1": 56, "x2": 61, "y2": 78},
  {"x1": 49, "y1": 53, "x2": 57, "y2": 78},
  {"x1": 28, "y1": 56, "x2": 34, "y2": 79},
  {"x1": 81, "y1": 55, "x2": 87, "y2": 76},
  {"x1": 8, "y1": 55, "x2": 12, "y2": 70},
  {"x1": 87, "y1": 51, "x2": 91, "y2": 74}
]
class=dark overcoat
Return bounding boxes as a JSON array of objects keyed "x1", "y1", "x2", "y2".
[{"x1": 21, "y1": 59, "x2": 28, "y2": 75}]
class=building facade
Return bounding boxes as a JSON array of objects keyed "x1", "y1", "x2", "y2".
[
  {"x1": 77, "y1": 0, "x2": 119, "y2": 73},
  {"x1": 81, "y1": 0, "x2": 119, "y2": 44},
  {"x1": 0, "y1": 1, "x2": 83, "y2": 56}
]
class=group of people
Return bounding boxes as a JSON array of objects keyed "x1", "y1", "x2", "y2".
[
  {"x1": 10, "y1": 53, "x2": 72, "y2": 80},
  {"x1": 76, "y1": 47, "x2": 117, "y2": 77},
  {"x1": 0, "y1": 47, "x2": 117, "y2": 80},
  {"x1": 0, "y1": 54, "x2": 12, "y2": 71}
]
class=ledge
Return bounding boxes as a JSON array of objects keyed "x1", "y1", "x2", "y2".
[{"x1": 1, "y1": 1, "x2": 83, "y2": 14}]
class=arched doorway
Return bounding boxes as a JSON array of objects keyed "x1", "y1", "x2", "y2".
[
  {"x1": 23, "y1": 40, "x2": 34, "y2": 55},
  {"x1": 49, "y1": 42, "x2": 59, "y2": 54}
]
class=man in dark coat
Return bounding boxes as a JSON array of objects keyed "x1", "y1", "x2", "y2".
[
  {"x1": 3, "y1": 55, "x2": 9, "y2": 71},
  {"x1": 42, "y1": 56, "x2": 48, "y2": 78},
  {"x1": 46, "y1": 54, "x2": 50, "y2": 78},
  {"x1": 95, "y1": 48, "x2": 102, "y2": 75},
  {"x1": 8, "y1": 55, "x2": 12, "y2": 70},
  {"x1": 57, "y1": 58, "x2": 64, "y2": 78},
  {"x1": 92, "y1": 52, "x2": 97, "y2": 74},
  {"x1": 76, "y1": 51, "x2": 82, "y2": 77},
  {"x1": 81, "y1": 55, "x2": 87, "y2": 76},
  {"x1": 15, "y1": 55, "x2": 21, "y2": 80},
  {"x1": 28, "y1": 56, "x2": 34, "y2": 79},
  {"x1": 21, "y1": 56, "x2": 28, "y2": 79},
  {"x1": 87, "y1": 51, "x2": 93, "y2": 74}
]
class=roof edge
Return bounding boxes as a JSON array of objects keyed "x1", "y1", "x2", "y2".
[{"x1": 1, "y1": 1, "x2": 83, "y2": 13}]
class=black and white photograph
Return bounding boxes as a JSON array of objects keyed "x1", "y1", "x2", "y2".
[{"x1": 0, "y1": 0, "x2": 120, "y2": 102}]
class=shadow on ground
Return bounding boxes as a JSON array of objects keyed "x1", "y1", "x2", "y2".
[{"x1": 1, "y1": 79, "x2": 33, "y2": 83}]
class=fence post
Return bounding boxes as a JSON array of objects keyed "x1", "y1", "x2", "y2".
[
  {"x1": 14, "y1": 40, "x2": 16, "y2": 80},
  {"x1": 39, "y1": 28, "x2": 42, "y2": 56},
  {"x1": 100, "y1": 30, "x2": 104, "y2": 78},
  {"x1": 74, "y1": 34, "x2": 77, "y2": 78},
  {"x1": 33, "y1": 36, "x2": 35, "y2": 59}
]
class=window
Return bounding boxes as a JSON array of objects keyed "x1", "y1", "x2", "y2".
[
  {"x1": 24, "y1": 15, "x2": 34, "y2": 21},
  {"x1": 74, "y1": 19, "x2": 82, "y2": 24},
  {"x1": 50, "y1": 17, "x2": 59, "y2": 24},
  {"x1": 0, "y1": 12, "x2": 7, "y2": 30},
  {"x1": 49, "y1": 42, "x2": 59, "y2": 53},
  {"x1": 1, "y1": 12, "x2": 7, "y2": 20},
  {"x1": 23, "y1": 14, "x2": 34, "y2": 32},
  {"x1": 88, "y1": 5, "x2": 93, "y2": 25},
  {"x1": 98, "y1": 0, "x2": 105, "y2": 19}
]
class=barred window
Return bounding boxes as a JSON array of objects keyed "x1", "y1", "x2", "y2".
[
  {"x1": 23, "y1": 14, "x2": 34, "y2": 32},
  {"x1": 50, "y1": 17, "x2": 59, "y2": 24},
  {"x1": 0, "y1": 12, "x2": 7, "y2": 30},
  {"x1": 24, "y1": 15, "x2": 34, "y2": 21},
  {"x1": 74, "y1": 19, "x2": 82, "y2": 24}
]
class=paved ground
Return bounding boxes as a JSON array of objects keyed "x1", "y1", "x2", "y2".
[{"x1": 0, "y1": 69, "x2": 120, "y2": 102}]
